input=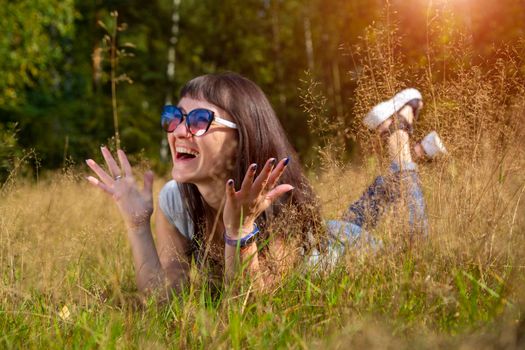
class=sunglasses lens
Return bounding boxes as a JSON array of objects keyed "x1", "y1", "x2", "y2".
[
  {"x1": 188, "y1": 109, "x2": 213, "y2": 136},
  {"x1": 161, "y1": 105, "x2": 183, "y2": 132}
]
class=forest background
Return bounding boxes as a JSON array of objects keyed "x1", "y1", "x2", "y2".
[{"x1": 1, "y1": 0, "x2": 524, "y2": 179}]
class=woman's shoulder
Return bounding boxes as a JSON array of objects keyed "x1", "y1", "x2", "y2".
[
  {"x1": 159, "y1": 180, "x2": 184, "y2": 211},
  {"x1": 158, "y1": 180, "x2": 194, "y2": 239},
  {"x1": 159, "y1": 179, "x2": 179, "y2": 194}
]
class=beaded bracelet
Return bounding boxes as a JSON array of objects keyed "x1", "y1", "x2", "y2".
[{"x1": 224, "y1": 223, "x2": 260, "y2": 248}]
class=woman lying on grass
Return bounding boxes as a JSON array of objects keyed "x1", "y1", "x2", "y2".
[{"x1": 86, "y1": 72, "x2": 445, "y2": 297}]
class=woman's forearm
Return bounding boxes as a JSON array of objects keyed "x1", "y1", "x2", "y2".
[
  {"x1": 224, "y1": 242, "x2": 263, "y2": 287},
  {"x1": 125, "y1": 221, "x2": 167, "y2": 293}
]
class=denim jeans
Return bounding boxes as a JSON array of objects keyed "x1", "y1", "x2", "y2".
[
  {"x1": 308, "y1": 161, "x2": 428, "y2": 266},
  {"x1": 342, "y1": 161, "x2": 428, "y2": 237}
]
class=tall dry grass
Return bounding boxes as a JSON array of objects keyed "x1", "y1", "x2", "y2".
[{"x1": 305, "y1": 14, "x2": 525, "y2": 348}]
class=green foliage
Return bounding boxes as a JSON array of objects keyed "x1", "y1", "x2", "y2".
[
  {"x1": 0, "y1": 0, "x2": 76, "y2": 107},
  {"x1": 1, "y1": 0, "x2": 524, "y2": 171},
  {"x1": 0, "y1": 123, "x2": 20, "y2": 182}
]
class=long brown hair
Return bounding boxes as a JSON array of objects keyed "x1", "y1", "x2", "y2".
[{"x1": 176, "y1": 72, "x2": 322, "y2": 260}]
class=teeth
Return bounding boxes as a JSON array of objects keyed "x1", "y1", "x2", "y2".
[{"x1": 176, "y1": 146, "x2": 199, "y2": 156}]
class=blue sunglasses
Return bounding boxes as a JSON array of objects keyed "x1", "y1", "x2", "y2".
[{"x1": 161, "y1": 105, "x2": 237, "y2": 137}]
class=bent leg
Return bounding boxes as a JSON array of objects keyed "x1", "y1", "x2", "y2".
[
  {"x1": 342, "y1": 160, "x2": 428, "y2": 236},
  {"x1": 389, "y1": 162, "x2": 428, "y2": 237},
  {"x1": 332, "y1": 101, "x2": 430, "y2": 251},
  {"x1": 345, "y1": 110, "x2": 430, "y2": 236},
  {"x1": 342, "y1": 171, "x2": 398, "y2": 229},
  {"x1": 342, "y1": 162, "x2": 428, "y2": 237}
]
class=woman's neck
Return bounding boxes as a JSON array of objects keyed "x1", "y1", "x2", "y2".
[
  {"x1": 194, "y1": 179, "x2": 227, "y2": 251},
  {"x1": 195, "y1": 178, "x2": 226, "y2": 212}
]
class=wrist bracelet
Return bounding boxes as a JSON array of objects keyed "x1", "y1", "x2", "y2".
[{"x1": 224, "y1": 223, "x2": 260, "y2": 248}]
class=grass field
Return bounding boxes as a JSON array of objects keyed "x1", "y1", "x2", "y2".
[
  {"x1": 2, "y1": 30, "x2": 525, "y2": 350},
  {"x1": 1, "y1": 133, "x2": 524, "y2": 349}
]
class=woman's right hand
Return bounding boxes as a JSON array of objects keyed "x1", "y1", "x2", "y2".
[{"x1": 86, "y1": 146, "x2": 154, "y2": 228}]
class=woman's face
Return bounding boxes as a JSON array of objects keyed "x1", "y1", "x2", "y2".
[{"x1": 168, "y1": 97, "x2": 238, "y2": 185}]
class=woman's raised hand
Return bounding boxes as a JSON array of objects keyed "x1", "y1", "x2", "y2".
[
  {"x1": 223, "y1": 157, "x2": 293, "y2": 239},
  {"x1": 86, "y1": 147, "x2": 154, "y2": 228}
]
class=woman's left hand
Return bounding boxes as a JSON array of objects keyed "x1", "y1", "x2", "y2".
[{"x1": 223, "y1": 157, "x2": 293, "y2": 239}]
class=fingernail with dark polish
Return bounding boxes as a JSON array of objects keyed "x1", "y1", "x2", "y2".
[
  {"x1": 284, "y1": 157, "x2": 290, "y2": 166},
  {"x1": 270, "y1": 158, "x2": 276, "y2": 166},
  {"x1": 251, "y1": 163, "x2": 257, "y2": 172},
  {"x1": 228, "y1": 179, "x2": 234, "y2": 186}
]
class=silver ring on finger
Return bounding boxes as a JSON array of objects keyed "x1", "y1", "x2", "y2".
[{"x1": 114, "y1": 175, "x2": 123, "y2": 181}]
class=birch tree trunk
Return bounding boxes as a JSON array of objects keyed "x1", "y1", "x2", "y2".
[
  {"x1": 161, "y1": 0, "x2": 181, "y2": 162},
  {"x1": 165, "y1": 0, "x2": 181, "y2": 105},
  {"x1": 303, "y1": 14, "x2": 314, "y2": 72}
]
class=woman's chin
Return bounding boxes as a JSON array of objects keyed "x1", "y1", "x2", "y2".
[
  {"x1": 171, "y1": 168, "x2": 194, "y2": 184},
  {"x1": 171, "y1": 161, "x2": 229, "y2": 185}
]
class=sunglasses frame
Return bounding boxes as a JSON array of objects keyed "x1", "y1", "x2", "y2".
[{"x1": 161, "y1": 105, "x2": 237, "y2": 136}]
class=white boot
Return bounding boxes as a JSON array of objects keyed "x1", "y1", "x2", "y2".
[
  {"x1": 417, "y1": 131, "x2": 447, "y2": 159},
  {"x1": 364, "y1": 88, "x2": 423, "y2": 130}
]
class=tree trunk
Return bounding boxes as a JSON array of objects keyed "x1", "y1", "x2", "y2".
[
  {"x1": 165, "y1": 0, "x2": 181, "y2": 105},
  {"x1": 303, "y1": 14, "x2": 314, "y2": 72},
  {"x1": 161, "y1": 0, "x2": 181, "y2": 162}
]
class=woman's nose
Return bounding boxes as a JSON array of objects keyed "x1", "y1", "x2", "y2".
[{"x1": 172, "y1": 120, "x2": 191, "y2": 138}]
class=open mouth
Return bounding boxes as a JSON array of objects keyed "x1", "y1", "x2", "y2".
[{"x1": 175, "y1": 146, "x2": 199, "y2": 160}]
